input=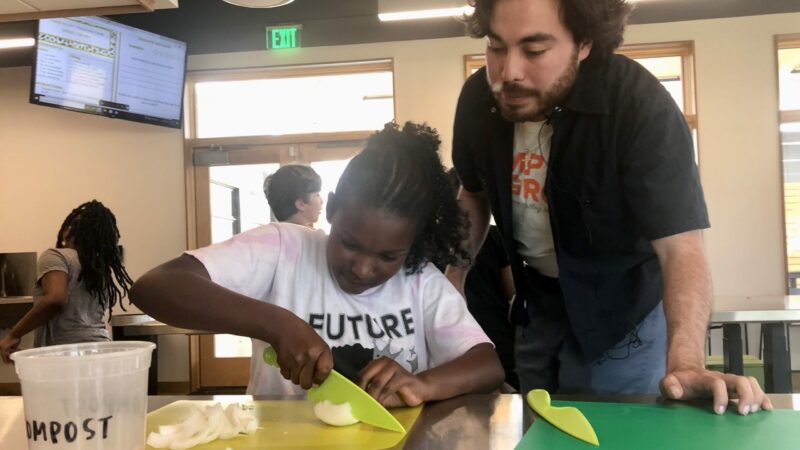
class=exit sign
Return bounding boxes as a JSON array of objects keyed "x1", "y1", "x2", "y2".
[{"x1": 266, "y1": 25, "x2": 301, "y2": 50}]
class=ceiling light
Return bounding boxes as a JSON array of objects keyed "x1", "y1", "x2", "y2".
[
  {"x1": 0, "y1": 38, "x2": 35, "y2": 49},
  {"x1": 378, "y1": 0, "x2": 473, "y2": 22},
  {"x1": 222, "y1": 0, "x2": 294, "y2": 8},
  {"x1": 379, "y1": 5, "x2": 474, "y2": 21}
]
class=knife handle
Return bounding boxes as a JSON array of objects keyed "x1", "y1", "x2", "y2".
[{"x1": 263, "y1": 347, "x2": 279, "y2": 367}]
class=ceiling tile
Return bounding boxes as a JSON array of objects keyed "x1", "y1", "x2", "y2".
[{"x1": 0, "y1": 1, "x2": 37, "y2": 15}]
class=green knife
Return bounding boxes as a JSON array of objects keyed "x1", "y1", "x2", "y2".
[
  {"x1": 527, "y1": 389, "x2": 599, "y2": 446},
  {"x1": 263, "y1": 347, "x2": 406, "y2": 433}
]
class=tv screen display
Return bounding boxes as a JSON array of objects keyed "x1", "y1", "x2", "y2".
[{"x1": 31, "y1": 16, "x2": 187, "y2": 129}]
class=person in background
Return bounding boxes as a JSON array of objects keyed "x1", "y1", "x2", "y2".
[
  {"x1": 0, "y1": 200, "x2": 133, "y2": 363},
  {"x1": 447, "y1": 0, "x2": 770, "y2": 415},
  {"x1": 443, "y1": 168, "x2": 519, "y2": 390},
  {"x1": 130, "y1": 122, "x2": 504, "y2": 407},
  {"x1": 263, "y1": 164, "x2": 324, "y2": 228}
]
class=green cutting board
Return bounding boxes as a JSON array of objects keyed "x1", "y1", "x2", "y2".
[
  {"x1": 516, "y1": 400, "x2": 800, "y2": 449},
  {"x1": 145, "y1": 400, "x2": 421, "y2": 449}
]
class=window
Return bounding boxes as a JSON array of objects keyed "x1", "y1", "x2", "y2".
[
  {"x1": 209, "y1": 180, "x2": 241, "y2": 243},
  {"x1": 191, "y1": 61, "x2": 394, "y2": 138},
  {"x1": 464, "y1": 54, "x2": 485, "y2": 78},
  {"x1": 778, "y1": 35, "x2": 800, "y2": 293},
  {"x1": 616, "y1": 42, "x2": 697, "y2": 131}
]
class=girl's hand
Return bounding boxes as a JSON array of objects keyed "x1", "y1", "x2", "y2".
[
  {"x1": 269, "y1": 310, "x2": 333, "y2": 390},
  {"x1": 0, "y1": 335, "x2": 20, "y2": 364},
  {"x1": 358, "y1": 357, "x2": 430, "y2": 407}
]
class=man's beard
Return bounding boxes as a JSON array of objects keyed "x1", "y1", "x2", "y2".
[{"x1": 491, "y1": 49, "x2": 580, "y2": 123}]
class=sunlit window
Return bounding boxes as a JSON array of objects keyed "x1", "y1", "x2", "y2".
[
  {"x1": 194, "y1": 69, "x2": 394, "y2": 138},
  {"x1": 214, "y1": 334, "x2": 252, "y2": 358},
  {"x1": 210, "y1": 163, "x2": 276, "y2": 240},
  {"x1": 633, "y1": 56, "x2": 684, "y2": 112},
  {"x1": 779, "y1": 47, "x2": 800, "y2": 112},
  {"x1": 779, "y1": 37, "x2": 800, "y2": 293},
  {"x1": 310, "y1": 158, "x2": 352, "y2": 232}
]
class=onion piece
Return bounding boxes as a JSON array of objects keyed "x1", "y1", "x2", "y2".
[
  {"x1": 313, "y1": 400, "x2": 360, "y2": 426},
  {"x1": 146, "y1": 403, "x2": 258, "y2": 449}
]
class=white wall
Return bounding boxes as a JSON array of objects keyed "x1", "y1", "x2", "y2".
[
  {"x1": 625, "y1": 13, "x2": 796, "y2": 301},
  {"x1": 2, "y1": 11, "x2": 799, "y2": 384},
  {"x1": 0, "y1": 66, "x2": 188, "y2": 382},
  {"x1": 624, "y1": 13, "x2": 800, "y2": 366}
]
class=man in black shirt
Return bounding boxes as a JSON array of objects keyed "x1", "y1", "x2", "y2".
[{"x1": 448, "y1": 0, "x2": 770, "y2": 415}]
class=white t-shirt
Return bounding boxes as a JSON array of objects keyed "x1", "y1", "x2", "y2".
[
  {"x1": 511, "y1": 120, "x2": 559, "y2": 278},
  {"x1": 187, "y1": 223, "x2": 491, "y2": 396}
]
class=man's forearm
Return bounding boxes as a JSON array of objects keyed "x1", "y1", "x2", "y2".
[{"x1": 653, "y1": 230, "x2": 712, "y2": 371}]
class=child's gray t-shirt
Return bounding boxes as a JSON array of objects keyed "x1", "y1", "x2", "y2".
[{"x1": 33, "y1": 248, "x2": 109, "y2": 347}]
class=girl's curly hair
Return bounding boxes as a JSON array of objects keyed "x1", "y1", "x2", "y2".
[
  {"x1": 333, "y1": 121, "x2": 470, "y2": 273},
  {"x1": 56, "y1": 200, "x2": 133, "y2": 316}
]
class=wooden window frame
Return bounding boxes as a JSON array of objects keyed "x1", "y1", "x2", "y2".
[
  {"x1": 778, "y1": 34, "x2": 800, "y2": 124},
  {"x1": 464, "y1": 54, "x2": 486, "y2": 79},
  {"x1": 616, "y1": 41, "x2": 697, "y2": 131},
  {"x1": 777, "y1": 34, "x2": 800, "y2": 294}
]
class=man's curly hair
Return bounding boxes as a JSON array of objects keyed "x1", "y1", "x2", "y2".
[
  {"x1": 465, "y1": 0, "x2": 633, "y2": 68},
  {"x1": 332, "y1": 121, "x2": 470, "y2": 273}
]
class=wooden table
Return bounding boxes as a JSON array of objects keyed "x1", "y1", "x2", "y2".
[
  {"x1": 2, "y1": 393, "x2": 799, "y2": 449},
  {"x1": 711, "y1": 295, "x2": 800, "y2": 393}
]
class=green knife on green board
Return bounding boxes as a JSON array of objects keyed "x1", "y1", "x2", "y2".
[{"x1": 528, "y1": 389, "x2": 599, "y2": 446}]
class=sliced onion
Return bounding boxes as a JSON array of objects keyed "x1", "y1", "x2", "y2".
[
  {"x1": 146, "y1": 403, "x2": 258, "y2": 449},
  {"x1": 313, "y1": 400, "x2": 360, "y2": 426}
]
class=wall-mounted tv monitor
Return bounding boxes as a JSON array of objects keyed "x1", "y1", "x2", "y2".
[{"x1": 30, "y1": 16, "x2": 187, "y2": 129}]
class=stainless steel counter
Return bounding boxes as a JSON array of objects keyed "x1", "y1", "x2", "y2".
[
  {"x1": 2, "y1": 393, "x2": 799, "y2": 449},
  {"x1": 710, "y1": 295, "x2": 800, "y2": 394},
  {"x1": 712, "y1": 295, "x2": 800, "y2": 323},
  {"x1": 111, "y1": 313, "x2": 211, "y2": 336}
]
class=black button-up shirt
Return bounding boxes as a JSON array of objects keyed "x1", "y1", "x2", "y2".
[{"x1": 452, "y1": 55, "x2": 709, "y2": 360}]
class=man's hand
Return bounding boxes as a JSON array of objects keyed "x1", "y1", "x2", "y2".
[
  {"x1": 358, "y1": 357, "x2": 430, "y2": 407},
  {"x1": 660, "y1": 367, "x2": 773, "y2": 415},
  {"x1": 0, "y1": 335, "x2": 20, "y2": 364}
]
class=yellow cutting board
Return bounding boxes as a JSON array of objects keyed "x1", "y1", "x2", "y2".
[{"x1": 145, "y1": 400, "x2": 422, "y2": 449}]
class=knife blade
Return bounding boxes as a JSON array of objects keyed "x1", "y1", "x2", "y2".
[{"x1": 263, "y1": 347, "x2": 406, "y2": 433}]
